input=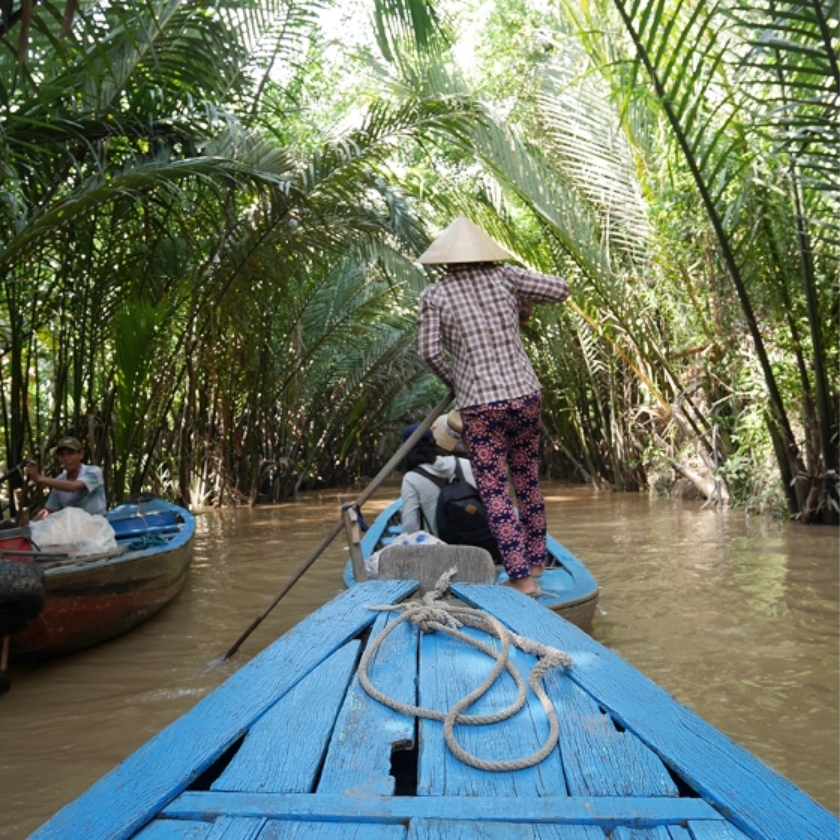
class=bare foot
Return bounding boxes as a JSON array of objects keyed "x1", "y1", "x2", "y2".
[
  {"x1": 530, "y1": 564, "x2": 544, "y2": 579},
  {"x1": 502, "y1": 576, "x2": 540, "y2": 596}
]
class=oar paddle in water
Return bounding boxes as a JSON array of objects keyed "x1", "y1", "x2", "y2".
[{"x1": 220, "y1": 390, "x2": 455, "y2": 661}]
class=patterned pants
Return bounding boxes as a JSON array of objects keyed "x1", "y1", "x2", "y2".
[{"x1": 461, "y1": 391, "x2": 547, "y2": 581}]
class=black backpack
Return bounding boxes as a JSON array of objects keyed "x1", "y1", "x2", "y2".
[{"x1": 415, "y1": 461, "x2": 501, "y2": 562}]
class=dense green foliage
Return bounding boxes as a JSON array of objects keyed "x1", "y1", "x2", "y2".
[{"x1": 0, "y1": 0, "x2": 836, "y2": 522}]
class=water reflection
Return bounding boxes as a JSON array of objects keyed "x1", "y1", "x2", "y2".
[
  {"x1": 726, "y1": 542, "x2": 789, "y2": 617},
  {"x1": 577, "y1": 490, "x2": 838, "y2": 820},
  {"x1": 0, "y1": 483, "x2": 836, "y2": 838}
]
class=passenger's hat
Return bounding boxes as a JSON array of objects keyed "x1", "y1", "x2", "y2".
[
  {"x1": 417, "y1": 216, "x2": 512, "y2": 264},
  {"x1": 431, "y1": 410, "x2": 465, "y2": 452},
  {"x1": 55, "y1": 436, "x2": 82, "y2": 451}
]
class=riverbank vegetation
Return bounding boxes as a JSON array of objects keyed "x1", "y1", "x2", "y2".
[{"x1": 0, "y1": 0, "x2": 836, "y2": 522}]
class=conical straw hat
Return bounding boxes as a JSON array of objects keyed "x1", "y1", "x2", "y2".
[{"x1": 417, "y1": 216, "x2": 512, "y2": 264}]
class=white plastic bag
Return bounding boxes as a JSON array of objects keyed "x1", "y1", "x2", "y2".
[{"x1": 30, "y1": 507, "x2": 118, "y2": 557}]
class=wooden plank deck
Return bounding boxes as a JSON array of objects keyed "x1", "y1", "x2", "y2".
[
  {"x1": 33, "y1": 581, "x2": 837, "y2": 840},
  {"x1": 31, "y1": 581, "x2": 416, "y2": 840},
  {"x1": 451, "y1": 583, "x2": 836, "y2": 840}
]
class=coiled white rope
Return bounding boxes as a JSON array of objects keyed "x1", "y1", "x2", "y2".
[{"x1": 360, "y1": 568, "x2": 573, "y2": 772}]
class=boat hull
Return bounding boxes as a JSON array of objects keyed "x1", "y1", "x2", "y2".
[
  {"x1": 3, "y1": 499, "x2": 195, "y2": 662},
  {"x1": 345, "y1": 498, "x2": 600, "y2": 627}
]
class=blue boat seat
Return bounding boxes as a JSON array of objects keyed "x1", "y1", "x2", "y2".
[
  {"x1": 114, "y1": 524, "x2": 180, "y2": 540},
  {"x1": 110, "y1": 509, "x2": 180, "y2": 539}
]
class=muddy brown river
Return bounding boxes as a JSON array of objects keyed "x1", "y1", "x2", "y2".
[{"x1": 1, "y1": 483, "x2": 837, "y2": 838}]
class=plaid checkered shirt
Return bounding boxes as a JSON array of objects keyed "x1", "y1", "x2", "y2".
[{"x1": 418, "y1": 263, "x2": 570, "y2": 409}]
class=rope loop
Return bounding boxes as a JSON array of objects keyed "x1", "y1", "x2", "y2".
[{"x1": 362, "y1": 570, "x2": 573, "y2": 772}]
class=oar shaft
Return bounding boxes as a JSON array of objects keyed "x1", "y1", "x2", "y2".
[
  {"x1": 352, "y1": 397, "x2": 452, "y2": 510},
  {"x1": 0, "y1": 461, "x2": 26, "y2": 483},
  {"x1": 222, "y1": 390, "x2": 455, "y2": 660},
  {"x1": 222, "y1": 520, "x2": 344, "y2": 660}
]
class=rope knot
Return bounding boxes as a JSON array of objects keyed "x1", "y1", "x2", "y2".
[
  {"x1": 426, "y1": 566, "x2": 458, "y2": 602},
  {"x1": 512, "y1": 633, "x2": 573, "y2": 671},
  {"x1": 405, "y1": 602, "x2": 463, "y2": 633}
]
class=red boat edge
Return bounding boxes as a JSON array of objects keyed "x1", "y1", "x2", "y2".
[{"x1": 1, "y1": 498, "x2": 195, "y2": 663}]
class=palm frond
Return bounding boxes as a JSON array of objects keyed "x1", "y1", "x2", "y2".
[
  {"x1": 537, "y1": 66, "x2": 655, "y2": 265},
  {"x1": 601, "y1": 0, "x2": 810, "y2": 480}
]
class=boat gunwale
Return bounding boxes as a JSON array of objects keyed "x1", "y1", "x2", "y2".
[{"x1": 40, "y1": 501, "x2": 196, "y2": 578}]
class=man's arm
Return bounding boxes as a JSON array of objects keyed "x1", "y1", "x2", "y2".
[
  {"x1": 25, "y1": 462, "x2": 94, "y2": 519},
  {"x1": 25, "y1": 462, "x2": 86, "y2": 494},
  {"x1": 400, "y1": 476, "x2": 424, "y2": 534}
]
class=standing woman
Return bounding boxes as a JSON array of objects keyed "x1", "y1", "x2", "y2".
[{"x1": 417, "y1": 217, "x2": 570, "y2": 596}]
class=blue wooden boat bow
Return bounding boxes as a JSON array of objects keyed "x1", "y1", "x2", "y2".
[{"x1": 32, "y1": 580, "x2": 837, "y2": 840}]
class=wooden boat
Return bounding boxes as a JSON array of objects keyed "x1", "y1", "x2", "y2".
[
  {"x1": 0, "y1": 496, "x2": 195, "y2": 663},
  {"x1": 343, "y1": 497, "x2": 600, "y2": 627},
  {"x1": 31, "y1": 556, "x2": 836, "y2": 840}
]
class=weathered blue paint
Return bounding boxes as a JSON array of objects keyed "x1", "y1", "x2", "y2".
[
  {"x1": 211, "y1": 643, "x2": 361, "y2": 794},
  {"x1": 450, "y1": 583, "x2": 837, "y2": 840},
  {"x1": 417, "y1": 627, "x2": 564, "y2": 797},
  {"x1": 160, "y1": 791, "x2": 719, "y2": 824},
  {"x1": 318, "y1": 611, "x2": 418, "y2": 797},
  {"x1": 134, "y1": 820, "x2": 212, "y2": 839},
  {"x1": 33, "y1": 580, "x2": 837, "y2": 840},
  {"x1": 359, "y1": 499, "x2": 403, "y2": 558},
  {"x1": 31, "y1": 581, "x2": 417, "y2": 840}
]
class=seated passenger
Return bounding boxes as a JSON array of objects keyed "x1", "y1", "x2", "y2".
[
  {"x1": 399, "y1": 411, "x2": 476, "y2": 538},
  {"x1": 25, "y1": 436, "x2": 106, "y2": 521}
]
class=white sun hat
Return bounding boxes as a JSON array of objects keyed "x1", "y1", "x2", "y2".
[
  {"x1": 431, "y1": 410, "x2": 465, "y2": 453},
  {"x1": 417, "y1": 216, "x2": 512, "y2": 264}
]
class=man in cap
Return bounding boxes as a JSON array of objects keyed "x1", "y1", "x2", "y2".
[
  {"x1": 26, "y1": 436, "x2": 107, "y2": 520},
  {"x1": 417, "y1": 216, "x2": 570, "y2": 596}
]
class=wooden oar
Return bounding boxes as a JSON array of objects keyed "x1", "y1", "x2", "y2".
[
  {"x1": 0, "y1": 461, "x2": 26, "y2": 484},
  {"x1": 221, "y1": 390, "x2": 455, "y2": 661}
]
